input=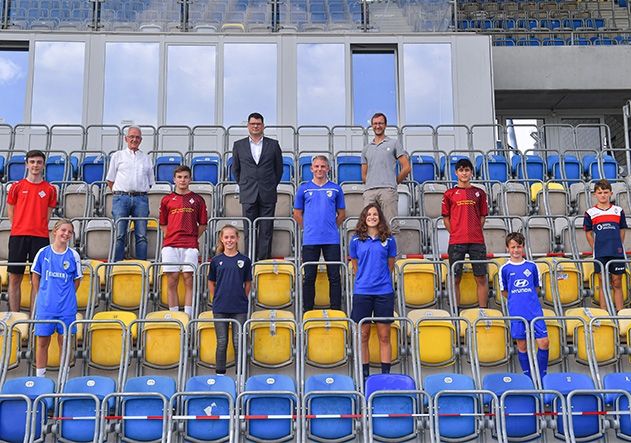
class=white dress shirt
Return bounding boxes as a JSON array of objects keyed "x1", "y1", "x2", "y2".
[
  {"x1": 106, "y1": 148, "x2": 155, "y2": 192},
  {"x1": 249, "y1": 137, "x2": 263, "y2": 165}
]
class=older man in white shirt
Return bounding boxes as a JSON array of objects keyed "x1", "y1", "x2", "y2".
[{"x1": 106, "y1": 126, "x2": 155, "y2": 261}]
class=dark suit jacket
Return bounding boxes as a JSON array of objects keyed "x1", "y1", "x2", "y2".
[{"x1": 232, "y1": 136, "x2": 283, "y2": 204}]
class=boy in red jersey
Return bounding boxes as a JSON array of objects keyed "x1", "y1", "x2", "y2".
[
  {"x1": 159, "y1": 165, "x2": 208, "y2": 316},
  {"x1": 441, "y1": 158, "x2": 489, "y2": 307},
  {"x1": 6, "y1": 150, "x2": 57, "y2": 312}
]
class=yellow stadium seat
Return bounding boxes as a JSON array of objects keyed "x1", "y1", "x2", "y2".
[
  {"x1": 460, "y1": 308, "x2": 508, "y2": 366},
  {"x1": 530, "y1": 182, "x2": 564, "y2": 202},
  {"x1": 196, "y1": 311, "x2": 237, "y2": 368},
  {"x1": 592, "y1": 270, "x2": 630, "y2": 306},
  {"x1": 408, "y1": 309, "x2": 457, "y2": 367},
  {"x1": 20, "y1": 268, "x2": 32, "y2": 310},
  {"x1": 446, "y1": 260, "x2": 479, "y2": 307},
  {"x1": 368, "y1": 311, "x2": 400, "y2": 365},
  {"x1": 314, "y1": 266, "x2": 331, "y2": 308},
  {"x1": 249, "y1": 310, "x2": 296, "y2": 368},
  {"x1": 490, "y1": 258, "x2": 507, "y2": 305},
  {"x1": 142, "y1": 311, "x2": 189, "y2": 368},
  {"x1": 582, "y1": 261, "x2": 595, "y2": 285},
  {"x1": 565, "y1": 307, "x2": 616, "y2": 366},
  {"x1": 254, "y1": 260, "x2": 294, "y2": 309},
  {"x1": 0, "y1": 266, "x2": 8, "y2": 290},
  {"x1": 303, "y1": 310, "x2": 349, "y2": 367},
  {"x1": 537, "y1": 258, "x2": 582, "y2": 306},
  {"x1": 395, "y1": 259, "x2": 445, "y2": 308},
  {"x1": 36, "y1": 313, "x2": 84, "y2": 369},
  {"x1": 542, "y1": 309, "x2": 562, "y2": 364},
  {"x1": 76, "y1": 260, "x2": 100, "y2": 311},
  {"x1": 0, "y1": 312, "x2": 29, "y2": 368},
  {"x1": 617, "y1": 308, "x2": 631, "y2": 342},
  {"x1": 88, "y1": 311, "x2": 138, "y2": 369},
  {"x1": 159, "y1": 272, "x2": 186, "y2": 307},
  {"x1": 109, "y1": 260, "x2": 151, "y2": 310}
]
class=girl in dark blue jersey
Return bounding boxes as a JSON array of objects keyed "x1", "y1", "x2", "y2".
[
  {"x1": 208, "y1": 225, "x2": 252, "y2": 374},
  {"x1": 350, "y1": 204, "x2": 397, "y2": 380}
]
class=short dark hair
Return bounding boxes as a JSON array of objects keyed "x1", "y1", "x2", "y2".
[
  {"x1": 454, "y1": 158, "x2": 473, "y2": 171},
  {"x1": 594, "y1": 179, "x2": 612, "y2": 192},
  {"x1": 370, "y1": 112, "x2": 387, "y2": 126},
  {"x1": 26, "y1": 150, "x2": 46, "y2": 162},
  {"x1": 505, "y1": 232, "x2": 525, "y2": 247},
  {"x1": 248, "y1": 112, "x2": 264, "y2": 124},
  {"x1": 173, "y1": 165, "x2": 191, "y2": 177}
]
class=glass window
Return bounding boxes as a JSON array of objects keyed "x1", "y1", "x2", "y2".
[
  {"x1": 352, "y1": 49, "x2": 397, "y2": 127},
  {"x1": 166, "y1": 45, "x2": 216, "y2": 126},
  {"x1": 403, "y1": 44, "x2": 453, "y2": 126},
  {"x1": 31, "y1": 41, "x2": 85, "y2": 125},
  {"x1": 103, "y1": 42, "x2": 159, "y2": 126},
  {"x1": 297, "y1": 43, "x2": 345, "y2": 126},
  {"x1": 507, "y1": 118, "x2": 543, "y2": 153},
  {"x1": 223, "y1": 43, "x2": 277, "y2": 126},
  {"x1": 0, "y1": 49, "x2": 28, "y2": 126}
]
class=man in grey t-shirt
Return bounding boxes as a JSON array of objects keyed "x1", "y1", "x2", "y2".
[{"x1": 361, "y1": 112, "x2": 411, "y2": 232}]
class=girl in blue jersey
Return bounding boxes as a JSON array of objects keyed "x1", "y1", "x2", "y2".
[
  {"x1": 208, "y1": 225, "x2": 252, "y2": 375},
  {"x1": 350, "y1": 204, "x2": 397, "y2": 380},
  {"x1": 31, "y1": 219, "x2": 82, "y2": 377}
]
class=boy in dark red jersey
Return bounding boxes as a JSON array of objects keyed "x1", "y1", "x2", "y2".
[
  {"x1": 159, "y1": 165, "x2": 208, "y2": 316},
  {"x1": 6, "y1": 150, "x2": 57, "y2": 312},
  {"x1": 441, "y1": 158, "x2": 489, "y2": 307}
]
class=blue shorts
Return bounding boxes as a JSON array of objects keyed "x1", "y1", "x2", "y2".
[
  {"x1": 510, "y1": 318, "x2": 547, "y2": 340},
  {"x1": 594, "y1": 256, "x2": 626, "y2": 275},
  {"x1": 34, "y1": 314, "x2": 77, "y2": 337},
  {"x1": 351, "y1": 293, "x2": 395, "y2": 324}
]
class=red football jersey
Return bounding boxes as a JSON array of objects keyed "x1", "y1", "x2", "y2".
[
  {"x1": 441, "y1": 186, "x2": 488, "y2": 245},
  {"x1": 7, "y1": 179, "x2": 57, "y2": 238},
  {"x1": 159, "y1": 192, "x2": 208, "y2": 249}
]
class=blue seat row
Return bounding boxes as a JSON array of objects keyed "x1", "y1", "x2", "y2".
[
  {"x1": 495, "y1": 35, "x2": 627, "y2": 46},
  {"x1": 460, "y1": 17, "x2": 607, "y2": 31}
]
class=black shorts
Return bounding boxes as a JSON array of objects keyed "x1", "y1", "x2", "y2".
[
  {"x1": 447, "y1": 243, "x2": 488, "y2": 276},
  {"x1": 594, "y1": 256, "x2": 626, "y2": 275},
  {"x1": 8, "y1": 235, "x2": 49, "y2": 274},
  {"x1": 351, "y1": 293, "x2": 395, "y2": 324}
]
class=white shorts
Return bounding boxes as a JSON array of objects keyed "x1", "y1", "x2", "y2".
[{"x1": 161, "y1": 247, "x2": 199, "y2": 273}]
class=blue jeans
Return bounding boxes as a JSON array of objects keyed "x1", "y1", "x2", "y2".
[
  {"x1": 112, "y1": 194, "x2": 149, "y2": 261},
  {"x1": 302, "y1": 244, "x2": 342, "y2": 311}
]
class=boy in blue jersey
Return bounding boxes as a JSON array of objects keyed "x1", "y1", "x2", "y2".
[
  {"x1": 584, "y1": 179, "x2": 627, "y2": 312},
  {"x1": 499, "y1": 232, "x2": 549, "y2": 380},
  {"x1": 31, "y1": 219, "x2": 82, "y2": 377},
  {"x1": 294, "y1": 155, "x2": 346, "y2": 311}
]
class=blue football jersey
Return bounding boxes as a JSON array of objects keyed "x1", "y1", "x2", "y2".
[
  {"x1": 32, "y1": 245, "x2": 82, "y2": 316},
  {"x1": 499, "y1": 260, "x2": 543, "y2": 321}
]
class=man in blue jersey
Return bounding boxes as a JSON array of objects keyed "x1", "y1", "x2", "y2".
[
  {"x1": 500, "y1": 232, "x2": 549, "y2": 381},
  {"x1": 31, "y1": 219, "x2": 82, "y2": 377},
  {"x1": 294, "y1": 155, "x2": 346, "y2": 311},
  {"x1": 584, "y1": 179, "x2": 628, "y2": 312}
]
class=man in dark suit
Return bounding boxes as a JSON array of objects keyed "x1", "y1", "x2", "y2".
[{"x1": 232, "y1": 112, "x2": 283, "y2": 260}]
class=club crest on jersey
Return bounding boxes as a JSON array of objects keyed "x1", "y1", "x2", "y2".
[
  {"x1": 38, "y1": 191, "x2": 46, "y2": 198},
  {"x1": 308, "y1": 191, "x2": 313, "y2": 196},
  {"x1": 63, "y1": 261, "x2": 70, "y2": 270},
  {"x1": 326, "y1": 190, "x2": 333, "y2": 198},
  {"x1": 381, "y1": 240, "x2": 388, "y2": 247},
  {"x1": 219, "y1": 261, "x2": 223, "y2": 266},
  {"x1": 523, "y1": 269, "x2": 532, "y2": 277},
  {"x1": 237, "y1": 260, "x2": 244, "y2": 268},
  {"x1": 475, "y1": 192, "x2": 480, "y2": 197},
  {"x1": 189, "y1": 198, "x2": 195, "y2": 204}
]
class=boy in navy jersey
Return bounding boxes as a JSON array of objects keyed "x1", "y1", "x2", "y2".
[
  {"x1": 500, "y1": 232, "x2": 549, "y2": 380},
  {"x1": 584, "y1": 179, "x2": 627, "y2": 312}
]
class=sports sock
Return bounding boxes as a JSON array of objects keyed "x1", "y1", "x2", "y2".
[
  {"x1": 381, "y1": 362, "x2": 391, "y2": 374},
  {"x1": 537, "y1": 348, "x2": 549, "y2": 381},
  {"x1": 517, "y1": 351, "x2": 531, "y2": 379}
]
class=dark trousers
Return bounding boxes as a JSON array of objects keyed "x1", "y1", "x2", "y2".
[
  {"x1": 214, "y1": 312, "x2": 247, "y2": 374},
  {"x1": 302, "y1": 244, "x2": 342, "y2": 312},
  {"x1": 242, "y1": 196, "x2": 276, "y2": 261}
]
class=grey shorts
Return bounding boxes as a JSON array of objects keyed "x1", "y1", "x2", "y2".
[{"x1": 447, "y1": 243, "x2": 488, "y2": 276}]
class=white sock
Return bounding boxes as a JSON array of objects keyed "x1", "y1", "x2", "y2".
[
  {"x1": 36, "y1": 368, "x2": 46, "y2": 377},
  {"x1": 184, "y1": 306, "x2": 192, "y2": 316},
  {"x1": 169, "y1": 307, "x2": 179, "y2": 312}
]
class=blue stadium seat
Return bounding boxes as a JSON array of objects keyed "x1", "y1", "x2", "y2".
[
  {"x1": 567, "y1": 37, "x2": 591, "y2": 46},
  {"x1": 547, "y1": 154, "x2": 581, "y2": 182},
  {"x1": 475, "y1": 154, "x2": 509, "y2": 181},
  {"x1": 410, "y1": 154, "x2": 437, "y2": 183},
  {"x1": 244, "y1": 375, "x2": 296, "y2": 441},
  {"x1": 0, "y1": 156, "x2": 6, "y2": 178},
  {"x1": 543, "y1": 37, "x2": 565, "y2": 46},
  {"x1": 511, "y1": 154, "x2": 545, "y2": 181},
  {"x1": 424, "y1": 373, "x2": 476, "y2": 441},
  {"x1": 543, "y1": 372, "x2": 601, "y2": 440},
  {"x1": 191, "y1": 155, "x2": 220, "y2": 184},
  {"x1": 365, "y1": 374, "x2": 416, "y2": 441},
  {"x1": 440, "y1": 155, "x2": 468, "y2": 180},
  {"x1": 61, "y1": 376, "x2": 116, "y2": 442},
  {"x1": 81, "y1": 154, "x2": 106, "y2": 184},
  {"x1": 155, "y1": 155, "x2": 182, "y2": 183},
  {"x1": 582, "y1": 154, "x2": 618, "y2": 180},
  {"x1": 184, "y1": 375, "x2": 236, "y2": 442},
  {"x1": 0, "y1": 376, "x2": 55, "y2": 442},
  {"x1": 603, "y1": 372, "x2": 631, "y2": 439},
  {"x1": 282, "y1": 155, "x2": 294, "y2": 182},
  {"x1": 495, "y1": 38, "x2": 515, "y2": 47},
  {"x1": 45, "y1": 155, "x2": 72, "y2": 181},
  {"x1": 516, "y1": 37, "x2": 541, "y2": 46},
  {"x1": 336, "y1": 155, "x2": 362, "y2": 183},
  {"x1": 299, "y1": 155, "x2": 314, "y2": 181},
  {"x1": 305, "y1": 374, "x2": 356, "y2": 441},
  {"x1": 483, "y1": 373, "x2": 538, "y2": 441},
  {"x1": 6, "y1": 155, "x2": 26, "y2": 182},
  {"x1": 586, "y1": 18, "x2": 605, "y2": 29},
  {"x1": 122, "y1": 376, "x2": 176, "y2": 442},
  {"x1": 226, "y1": 157, "x2": 235, "y2": 182}
]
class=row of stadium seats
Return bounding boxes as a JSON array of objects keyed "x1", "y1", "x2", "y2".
[
  {"x1": 493, "y1": 35, "x2": 631, "y2": 46},
  {"x1": 460, "y1": 17, "x2": 608, "y2": 31}
]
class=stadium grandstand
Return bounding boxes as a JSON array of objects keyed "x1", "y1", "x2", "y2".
[{"x1": 1, "y1": 0, "x2": 631, "y2": 441}]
